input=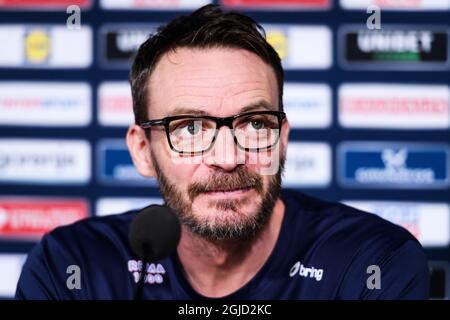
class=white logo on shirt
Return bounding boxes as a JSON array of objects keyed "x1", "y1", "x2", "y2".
[
  {"x1": 289, "y1": 261, "x2": 323, "y2": 281},
  {"x1": 127, "y1": 260, "x2": 166, "y2": 284}
]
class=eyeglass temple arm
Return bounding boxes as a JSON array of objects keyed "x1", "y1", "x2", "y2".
[{"x1": 139, "y1": 119, "x2": 166, "y2": 129}]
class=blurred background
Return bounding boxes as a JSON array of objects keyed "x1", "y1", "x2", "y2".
[{"x1": 0, "y1": 0, "x2": 449, "y2": 299}]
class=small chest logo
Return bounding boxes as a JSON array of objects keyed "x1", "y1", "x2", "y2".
[
  {"x1": 127, "y1": 260, "x2": 166, "y2": 284},
  {"x1": 289, "y1": 261, "x2": 324, "y2": 281}
]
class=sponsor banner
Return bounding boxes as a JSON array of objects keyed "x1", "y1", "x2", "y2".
[
  {"x1": 100, "y1": 23, "x2": 333, "y2": 70},
  {"x1": 340, "y1": 0, "x2": 450, "y2": 10},
  {"x1": 0, "y1": 139, "x2": 91, "y2": 185},
  {"x1": 339, "y1": 25, "x2": 450, "y2": 70},
  {"x1": 283, "y1": 142, "x2": 331, "y2": 187},
  {"x1": 99, "y1": 24, "x2": 158, "y2": 69},
  {"x1": 96, "y1": 197, "x2": 164, "y2": 216},
  {"x1": 338, "y1": 142, "x2": 450, "y2": 189},
  {"x1": 221, "y1": 0, "x2": 331, "y2": 10},
  {"x1": 0, "y1": 254, "x2": 26, "y2": 298},
  {"x1": 0, "y1": 197, "x2": 89, "y2": 240},
  {"x1": 98, "y1": 82, "x2": 133, "y2": 126},
  {"x1": 0, "y1": 0, "x2": 91, "y2": 10},
  {"x1": 284, "y1": 83, "x2": 332, "y2": 129},
  {"x1": 100, "y1": 0, "x2": 211, "y2": 10},
  {"x1": 263, "y1": 24, "x2": 332, "y2": 70},
  {"x1": 344, "y1": 200, "x2": 450, "y2": 247},
  {"x1": 0, "y1": 25, "x2": 92, "y2": 68},
  {"x1": 338, "y1": 83, "x2": 450, "y2": 129},
  {"x1": 97, "y1": 139, "x2": 157, "y2": 186},
  {"x1": 0, "y1": 82, "x2": 91, "y2": 127}
]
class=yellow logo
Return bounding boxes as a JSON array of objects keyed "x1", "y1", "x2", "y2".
[
  {"x1": 266, "y1": 30, "x2": 288, "y2": 60},
  {"x1": 25, "y1": 29, "x2": 50, "y2": 64}
]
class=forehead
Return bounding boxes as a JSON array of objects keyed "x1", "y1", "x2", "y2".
[{"x1": 147, "y1": 47, "x2": 278, "y2": 118}]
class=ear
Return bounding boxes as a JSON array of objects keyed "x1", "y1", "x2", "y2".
[
  {"x1": 126, "y1": 124, "x2": 156, "y2": 177},
  {"x1": 280, "y1": 117, "x2": 290, "y2": 159}
]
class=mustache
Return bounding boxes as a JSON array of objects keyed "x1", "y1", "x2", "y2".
[{"x1": 187, "y1": 167, "x2": 263, "y2": 201}]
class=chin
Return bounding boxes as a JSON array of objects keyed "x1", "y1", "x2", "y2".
[{"x1": 204, "y1": 205, "x2": 259, "y2": 226}]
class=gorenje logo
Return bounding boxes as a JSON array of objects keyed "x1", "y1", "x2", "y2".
[
  {"x1": 289, "y1": 261, "x2": 324, "y2": 281},
  {"x1": 283, "y1": 142, "x2": 331, "y2": 188},
  {"x1": 338, "y1": 142, "x2": 449, "y2": 189},
  {"x1": 340, "y1": 25, "x2": 449, "y2": 70},
  {"x1": 0, "y1": 139, "x2": 91, "y2": 185}
]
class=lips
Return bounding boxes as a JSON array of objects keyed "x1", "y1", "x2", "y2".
[
  {"x1": 187, "y1": 168, "x2": 263, "y2": 201},
  {"x1": 204, "y1": 186, "x2": 253, "y2": 193},
  {"x1": 202, "y1": 187, "x2": 253, "y2": 198}
]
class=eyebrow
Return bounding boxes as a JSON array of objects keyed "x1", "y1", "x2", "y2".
[
  {"x1": 239, "y1": 100, "x2": 275, "y2": 113},
  {"x1": 167, "y1": 100, "x2": 276, "y2": 117},
  {"x1": 168, "y1": 107, "x2": 209, "y2": 117}
]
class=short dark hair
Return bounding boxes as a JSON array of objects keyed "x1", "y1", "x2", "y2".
[{"x1": 129, "y1": 4, "x2": 284, "y2": 124}]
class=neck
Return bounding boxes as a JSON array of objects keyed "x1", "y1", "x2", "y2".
[{"x1": 177, "y1": 199, "x2": 285, "y2": 298}]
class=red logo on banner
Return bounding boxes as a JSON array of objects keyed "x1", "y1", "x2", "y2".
[
  {"x1": 0, "y1": 0, "x2": 91, "y2": 9},
  {"x1": 0, "y1": 198, "x2": 89, "y2": 240},
  {"x1": 222, "y1": 0, "x2": 330, "y2": 8}
]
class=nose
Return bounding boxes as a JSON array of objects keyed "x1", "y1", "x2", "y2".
[{"x1": 205, "y1": 126, "x2": 242, "y2": 172}]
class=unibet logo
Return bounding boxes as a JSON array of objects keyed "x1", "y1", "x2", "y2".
[
  {"x1": 357, "y1": 30, "x2": 434, "y2": 54},
  {"x1": 289, "y1": 261, "x2": 323, "y2": 281},
  {"x1": 266, "y1": 30, "x2": 288, "y2": 60},
  {"x1": 25, "y1": 29, "x2": 50, "y2": 64}
]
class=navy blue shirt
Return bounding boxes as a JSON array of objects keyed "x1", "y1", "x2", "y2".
[{"x1": 16, "y1": 190, "x2": 430, "y2": 300}]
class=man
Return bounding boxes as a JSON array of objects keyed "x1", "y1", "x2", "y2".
[{"x1": 16, "y1": 5, "x2": 429, "y2": 299}]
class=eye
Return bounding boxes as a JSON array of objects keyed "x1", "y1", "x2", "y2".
[
  {"x1": 187, "y1": 121, "x2": 200, "y2": 135},
  {"x1": 250, "y1": 120, "x2": 265, "y2": 130},
  {"x1": 170, "y1": 118, "x2": 216, "y2": 141},
  {"x1": 180, "y1": 120, "x2": 201, "y2": 136}
]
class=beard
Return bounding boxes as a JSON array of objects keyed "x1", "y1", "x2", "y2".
[{"x1": 151, "y1": 152, "x2": 285, "y2": 242}]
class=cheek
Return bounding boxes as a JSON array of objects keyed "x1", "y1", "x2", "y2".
[
  {"x1": 151, "y1": 131, "x2": 195, "y2": 172},
  {"x1": 246, "y1": 147, "x2": 281, "y2": 177},
  {"x1": 165, "y1": 160, "x2": 197, "y2": 185},
  {"x1": 160, "y1": 153, "x2": 202, "y2": 190}
]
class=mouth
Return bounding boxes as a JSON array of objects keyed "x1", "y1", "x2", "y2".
[{"x1": 202, "y1": 186, "x2": 254, "y2": 199}]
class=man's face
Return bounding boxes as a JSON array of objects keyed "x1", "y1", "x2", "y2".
[{"x1": 129, "y1": 47, "x2": 289, "y2": 241}]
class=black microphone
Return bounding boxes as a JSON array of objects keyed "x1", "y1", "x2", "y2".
[{"x1": 128, "y1": 204, "x2": 181, "y2": 300}]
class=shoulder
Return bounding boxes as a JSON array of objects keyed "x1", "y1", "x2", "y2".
[
  {"x1": 47, "y1": 210, "x2": 136, "y2": 248},
  {"x1": 16, "y1": 210, "x2": 138, "y2": 299},
  {"x1": 281, "y1": 189, "x2": 415, "y2": 250},
  {"x1": 281, "y1": 189, "x2": 429, "y2": 299},
  {"x1": 34, "y1": 210, "x2": 138, "y2": 271}
]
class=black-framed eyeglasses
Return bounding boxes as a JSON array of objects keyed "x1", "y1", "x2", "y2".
[{"x1": 140, "y1": 111, "x2": 286, "y2": 155}]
